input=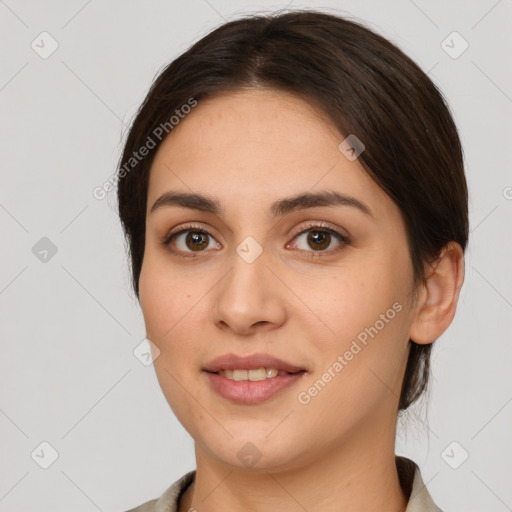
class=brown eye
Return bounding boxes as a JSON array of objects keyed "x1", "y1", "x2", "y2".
[
  {"x1": 184, "y1": 231, "x2": 209, "y2": 251},
  {"x1": 164, "y1": 227, "x2": 221, "y2": 256},
  {"x1": 306, "y1": 230, "x2": 331, "y2": 250},
  {"x1": 292, "y1": 226, "x2": 348, "y2": 253}
]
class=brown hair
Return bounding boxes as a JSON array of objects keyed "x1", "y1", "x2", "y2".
[{"x1": 116, "y1": 9, "x2": 468, "y2": 411}]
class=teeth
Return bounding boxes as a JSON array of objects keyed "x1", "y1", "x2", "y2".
[
  {"x1": 218, "y1": 368, "x2": 286, "y2": 381},
  {"x1": 233, "y1": 369, "x2": 248, "y2": 381}
]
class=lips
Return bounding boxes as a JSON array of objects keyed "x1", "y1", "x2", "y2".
[{"x1": 203, "y1": 353, "x2": 306, "y2": 374}]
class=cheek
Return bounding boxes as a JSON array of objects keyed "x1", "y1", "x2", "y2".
[
  {"x1": 138, "y1": 255, "x2": 204, "y2": 408},
  {"x1": 296, "y1": 252, "x2": 409, "y2": 345},
  {"x1": 139, "y1": 250, "x2": 191, "y2": 334},
  {"x1": 297, "y1": 244, "x2": 412, "y2": 398},
  {"x1": 297, "y1": 302, "x2": 411, "y2": 430},
  {"x1": 138, "y1": 251, "x2": 215, "y2": 367}
]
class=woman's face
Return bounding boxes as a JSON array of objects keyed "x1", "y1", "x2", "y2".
[{"x1": 139, "y1": 89, "x2": 417, "y2": 470}]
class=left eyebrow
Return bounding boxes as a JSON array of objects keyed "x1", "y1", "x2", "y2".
[
  {"x1": 269, "y1": 191, "x2": 374, "y2": 219},
  {"x1": 149, "y1": 190, "x2": 374, "y2": 219}
]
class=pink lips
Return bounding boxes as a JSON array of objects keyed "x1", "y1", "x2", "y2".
[
  {"x1": 205, "y1": 371, "x2": 306, "y2": 405},
  {"x1": 203, "y1": 353, "x2": 307, "y2": 405}
]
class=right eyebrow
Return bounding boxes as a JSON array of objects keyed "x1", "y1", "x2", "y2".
[{"x1": 150, "y1": 192, "x2": 222, "y2": 215}]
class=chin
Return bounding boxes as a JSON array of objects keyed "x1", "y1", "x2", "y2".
[{"x1": 196, "y1": 428, "x2": 312, "y2": 472}]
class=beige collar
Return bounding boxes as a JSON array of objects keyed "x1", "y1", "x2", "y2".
[{"x1": 126, "y1": 456, "x2": 443, "y2": 512}]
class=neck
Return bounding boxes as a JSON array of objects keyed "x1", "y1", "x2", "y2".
[{"x1": 179, "y1": 422, "x2": 408, "y2": 512}]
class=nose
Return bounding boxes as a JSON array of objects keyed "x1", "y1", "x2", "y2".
[{"x1": 211, "y1": 245, "x2": 288, "y2": 336}]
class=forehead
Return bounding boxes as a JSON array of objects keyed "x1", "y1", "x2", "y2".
[
  {"x1": 147, "y1": 89, "x2": 390, "y2": 218},
  {"x1": 153, "y1": 89, "x2": 339, "y2": 164}
]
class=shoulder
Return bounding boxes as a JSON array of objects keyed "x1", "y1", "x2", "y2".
[
  {"x1": 124, "y1": 470, "x2": 196, "y2": 512},
  {"x1": 398, "y1": 456, "x2": 444, "y2": 512}
]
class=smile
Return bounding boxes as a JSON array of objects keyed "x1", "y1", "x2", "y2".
[{"x1": 216, "y1": 368, "x2": 295, "y2": 381}]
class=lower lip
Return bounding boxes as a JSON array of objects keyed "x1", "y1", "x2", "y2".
[{"x1": 204, "y1": 371, "x2": 306, "y2": 405}]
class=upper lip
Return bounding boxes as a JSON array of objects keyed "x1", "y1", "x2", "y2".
[{"x1": 203, "y1": 353, "x2": 306, "y2": 373}]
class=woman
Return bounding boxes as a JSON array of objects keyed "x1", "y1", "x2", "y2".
[{"x1": 118, "y1": 9, "x2": 467, "y2": 512}]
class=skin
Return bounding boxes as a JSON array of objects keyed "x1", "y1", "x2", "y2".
[{"x1": 138, "y1": 89, "x2": 464, "y2": 512}]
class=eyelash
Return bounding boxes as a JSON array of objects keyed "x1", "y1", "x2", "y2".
[{"x1": 161, "y1": 221, "x2": 350, "y2": 260}]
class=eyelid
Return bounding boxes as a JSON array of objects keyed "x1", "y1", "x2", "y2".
[
  {"x1": 285, "y1": 220, "x2": 350, "y2": 259},
  {"x1": 289, "y1": 220, "x2": 351, "y2": 242},
  {"x1": 162, "y1": 222, "x2": 214, "y2": 245}
]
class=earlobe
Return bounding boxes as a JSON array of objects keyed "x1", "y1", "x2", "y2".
[{"x1": 409, "y1": 242, "x2": 465, "y2": 345}]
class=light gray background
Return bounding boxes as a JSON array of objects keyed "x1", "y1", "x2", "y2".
[{"x1": 1, "y1": 1, "x2": 511, "y2": 511}]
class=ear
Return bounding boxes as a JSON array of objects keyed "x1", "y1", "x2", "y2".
[{"x1": 409, "y1": 242, "x2": 465, "y2": 345}]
